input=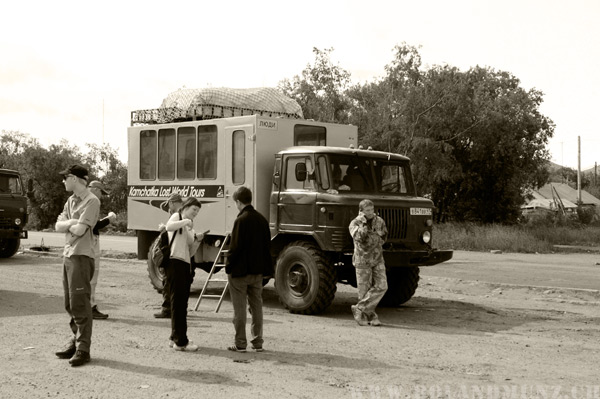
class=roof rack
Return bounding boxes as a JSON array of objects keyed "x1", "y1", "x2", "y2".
[{"x1": 131, "y1": 104, "x2": 303, "y2": 126}]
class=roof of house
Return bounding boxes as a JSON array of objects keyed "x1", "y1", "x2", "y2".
[{"x1": 536, "y1": 183, "x2": 600, "y2": 206}]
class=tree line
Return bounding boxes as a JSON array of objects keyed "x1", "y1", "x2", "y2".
[
  {"x1": 0, "y1": 132, "x2": 127, "y2": 231},
  {"x1": 279, "y1": 44, "x2": 556, "y2": 223},
  {"x1": 3, "y1": 43, "x2": 581, "y2": 228}
]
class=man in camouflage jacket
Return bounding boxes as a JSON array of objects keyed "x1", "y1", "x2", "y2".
[{"x1": 348, "y1": 199, "x2": 388, "y2": 326}]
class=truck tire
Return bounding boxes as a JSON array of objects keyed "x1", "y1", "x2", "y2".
[
  {"x1": 379, "y1": 267, "x2": 420, "y2": 307},
  {"x1": 0, "y1": 238, "x2": 20, "y2": 258},
  {"x1": 275, "y1": 241, "x2": 336, "y2": 315},
  {"x1": 147, "y1": 245, "x2": 165, "y2": 293}
]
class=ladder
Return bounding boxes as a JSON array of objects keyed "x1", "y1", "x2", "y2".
[{"x1": 193, "y1": 233, "x2": 230, "y2": 313}]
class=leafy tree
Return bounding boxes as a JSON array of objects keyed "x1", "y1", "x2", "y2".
[
  {"x1": 1, "y1": 131, "x2": 128, "y2": 229},
  {"x1": 347, "y1": 44, "x2": 554, "y2": 223},
  {"x1": 279, "y1": 47, "x2": 352, "y2": 123},
  {"x1": 83, "y1": 143, "x2": 128, "y2": 215}
]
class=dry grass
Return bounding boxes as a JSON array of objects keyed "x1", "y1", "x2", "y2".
[{"x1": 434, "y1": 222, "x2": 600, "y2": 253}]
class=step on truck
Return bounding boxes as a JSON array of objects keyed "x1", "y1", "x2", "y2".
[
  {"x1": 0, "y1": 169, "x2": 29, "y2": 258},
  {"x1": 127, "y1": 88, "x2": 453, "y2": 314}
]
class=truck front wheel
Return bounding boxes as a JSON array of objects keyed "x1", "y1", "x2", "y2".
[
  {"x1": 275, "y1": 241, "x2": 336, "y2": 315},
  {"x1": 0, "y1": 238, "x2": 20, "y2": 258},
  {"x1": 379, "y1": 267, "x2": 420, "y2": 307}
]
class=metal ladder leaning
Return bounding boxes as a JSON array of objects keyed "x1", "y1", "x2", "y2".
[{"x1": 193, "y1": 233, "x2": 230, "y2": 313}]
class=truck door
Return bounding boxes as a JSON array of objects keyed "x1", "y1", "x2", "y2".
[
  {"x1": 224, "y1": 126, "x2": 255, "y2": 231},
  {"x1": 276, "y1": 154, "x2": 317, "y2": 232}
]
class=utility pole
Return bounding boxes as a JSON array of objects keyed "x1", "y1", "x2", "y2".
[
  {"x1": 102, "y1": 99, "x2": 105, "y2": 143},
  {"x1": 577, "y1": 136, "x2": 581, "y2": 204}
]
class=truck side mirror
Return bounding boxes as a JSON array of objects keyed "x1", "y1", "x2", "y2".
[{"x1": 295, "y1": 163, "x2": 307, "y2": 181}]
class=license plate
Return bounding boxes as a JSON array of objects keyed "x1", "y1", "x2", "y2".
[{"x1": 410, "y1": 208, "x2": 432, "y2": 216}]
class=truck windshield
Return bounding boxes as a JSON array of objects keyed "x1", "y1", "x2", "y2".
[
  {"x1": 0, "y1": 174, "x2": 23, "y2": 195},
  {"x1": 319, "y1": 154, "x2": 414, "y2": 195}
]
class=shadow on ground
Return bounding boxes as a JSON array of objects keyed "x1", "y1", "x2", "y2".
[{"x1": 0, "y1": 290, "x2": 63, "y2": 318}]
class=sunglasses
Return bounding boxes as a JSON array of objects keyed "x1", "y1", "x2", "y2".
[{"x1": 62, "y1": 174, "x2": 75, "y2": 182}]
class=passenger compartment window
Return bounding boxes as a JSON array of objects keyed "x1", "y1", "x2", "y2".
[
  {"x1": 140, "y1": 130, "x2": 156, "y2": 180},
  {"x1": 294, "y1": 124, "x2": 326, "y2": 146},
  {"x1": 177, "y1": 127, "x2": 196, "y2": 180},
  {"x1": 198, "y1": 125, "x2": 217, "y2": 179},
  {"x1": 232, "y1": 130, "x2": 245, "y2": 184},
  {"x1": 158, "y1": 128, "x2": 175, "y2": 180}
]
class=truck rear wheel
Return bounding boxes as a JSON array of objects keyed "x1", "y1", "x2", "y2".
[
  {"x1": 0, "y1": 238, "x2": 20, "y2": 258},
  {"x1": 275, "y1": 241, "x2": 336, "y2": 315},
  {"x1": 147, "y1": 240, "x2": 164, "y2": 293},
  {"x1": 379, "y1": 267, "x2": 420, "y2": 307}
]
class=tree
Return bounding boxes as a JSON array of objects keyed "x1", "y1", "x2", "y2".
[
  {"x1": 1, "y1": 131, "x2": 128, "y2": 229},
  {"x1": 347, "y1": 44, "x2": 554, "y2": 223},
  {"x1": 83, "y1": 143, "x2": 128, "y2": 215},
  {"x1": 279, "y1": 47, "x2": 352, "y2": 123}
]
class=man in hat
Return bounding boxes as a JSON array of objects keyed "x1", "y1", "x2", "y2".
[
  {"x1": 154, "y1": 192, "x2": 184, "y2": 318},
  {"x1": 88, "y1": 180, "x2": 117, "y2": 320},
  {"x1": 54, "y1": 164, "x2": 100, "y2": 367}
]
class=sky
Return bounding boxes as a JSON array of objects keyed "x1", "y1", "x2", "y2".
[{"x1": 1, "y1": 0, "x2": 599, "y2": 170}]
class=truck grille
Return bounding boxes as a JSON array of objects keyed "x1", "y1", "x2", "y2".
[
  {"x1": 0, "y1": 216, "x2": 13, "y2": 228},
  {"x1": 377, "y1": 208, "x2": 408, "y2": 240}
]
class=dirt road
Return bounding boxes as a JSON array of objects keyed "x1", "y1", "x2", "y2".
[{"x1": 1, "y1": 251, "x2": 599, "y2": 399}]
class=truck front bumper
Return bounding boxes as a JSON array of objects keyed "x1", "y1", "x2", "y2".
[
  {"x1": 0, "y1": 230, "x2": 27, "y2": 239},
  {"x1": 383, "y1": 249, "x2": 453, "y2": 267}
]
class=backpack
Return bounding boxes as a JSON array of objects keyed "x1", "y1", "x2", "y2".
[{"x1": 148, "y1": 213, "x2": 180, "y2": 269}]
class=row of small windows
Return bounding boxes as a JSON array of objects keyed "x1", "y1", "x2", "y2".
[
  {"x1": 140, "y1": 125, "x2": 223, "y2": 181},
  {"x1": 139, "y1": 124, "x2": 326, "y2": 181}
]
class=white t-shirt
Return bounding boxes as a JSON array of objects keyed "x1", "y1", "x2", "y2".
[{"x1": 167, "y1": 213, "x2": 196, "y2": 264}]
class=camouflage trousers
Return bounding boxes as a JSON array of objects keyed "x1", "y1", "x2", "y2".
[{"x1": 355, "y1": 263, "x2": 388, "y2": 317}]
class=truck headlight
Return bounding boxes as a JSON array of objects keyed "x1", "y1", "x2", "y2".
[
  {"x1": 421, "y1": 231, "x2": 431, "y2": 244},
  {"x1": 15, "y1": 218, "x2": 22, "y2": 226}
]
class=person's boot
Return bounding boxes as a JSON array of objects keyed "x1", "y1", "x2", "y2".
[
  {"x1": 154, "y1": 308, "x2": 171, "y2": 318},
  {"x1": 351, "y1": 305, "x2": 367, "y2": 326},
  {"x1": 92, "y1": 306, "x2": 109, "y2": 320},
  {"x1": 55, "y1": 340, "x2": 76, "y2": 359},
  {"x1": 69, "y1": 350, "x2": 91, "y2": 367}
]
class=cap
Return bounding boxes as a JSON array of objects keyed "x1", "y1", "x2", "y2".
[
  {"x1": 59, "y1": 164, "x2": 89, "y2": 181},
  {"x1": 89, "y1": 180, "x2": 109, "y2": 195}
]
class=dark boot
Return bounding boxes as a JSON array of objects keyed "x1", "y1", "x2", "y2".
[
  {"x1": 55, "y1": 340, "x2": 76, "y2": 359},
  {"x1": 92, "y1": 305, "x2": 109, "y2": 320},
  {"x1": 69, "y1": 350, "x2": 91, "y2": 367}
]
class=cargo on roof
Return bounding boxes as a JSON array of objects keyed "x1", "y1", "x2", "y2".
[{"x1": 131, "y1": 87, "x2": 304, "y2": 125}]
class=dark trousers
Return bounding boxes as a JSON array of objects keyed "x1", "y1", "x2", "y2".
[
  {"x1": 165, "y1": 258, "x2": 192, "y2": 347},
  {"x1": 63, "y1": 255, "x2": 95, "y2": 353},
  {"x1": 161, "y1": 278, "x2": 170, "y2": 313},
  {"x1": 227, "y1": 274, "x2": 264, "y2": 349}
]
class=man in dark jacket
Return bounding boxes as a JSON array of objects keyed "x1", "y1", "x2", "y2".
[{"x1": 226, "y1": 186, "x2": 272, "y2": 352}]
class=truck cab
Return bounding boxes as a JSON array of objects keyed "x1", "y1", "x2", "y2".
[
  {"x1": 0, "y1": 169, "x2": 28, "y2": 258},
  {"x1": 269, "y1": 147, "x2": 452, "y2": 314}
]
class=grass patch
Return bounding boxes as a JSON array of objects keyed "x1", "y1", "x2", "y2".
[{"x1": 434, "y1": 222, "x2": 600, "y2": 253}]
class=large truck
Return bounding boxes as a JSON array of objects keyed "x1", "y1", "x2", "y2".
[
  {"x1": 0, "y1": 169, "x2": 29, "y2": 258},
  {"x1": 127, "y1": 89, "x2": 452, "y2": 314}
]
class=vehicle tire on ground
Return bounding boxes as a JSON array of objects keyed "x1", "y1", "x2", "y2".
[
  {"x1": 379, "y1": 267, "x2": 420, "y2": 307},
  {"x1": 275, "y1": 241, "x2": 336, "y2": 315},
  {"x1": 147, "y1": 241, "x2": 165, "y2": 293},
  {"x1": 0, "y1": 238, "x2": 20, "y2": 258}
]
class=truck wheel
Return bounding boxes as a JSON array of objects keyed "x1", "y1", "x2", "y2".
[
  {"x1": 0, "y1": 238, "x2": 20, "y2": 258},
  {"x1": 147, "y1": 243, "x2": 164, "y2": 293},
  {"x1": 379, "y1": 267, "x2": 420, "y2": 307},
  {"x1": 275, "y1": 241, "x2": 336, "y2": 315}
]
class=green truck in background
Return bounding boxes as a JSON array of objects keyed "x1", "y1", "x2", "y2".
[{"x1": 0, "y1": 169, "x2": 28, "y2": 258}]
